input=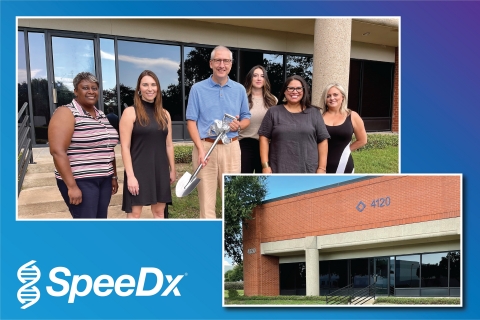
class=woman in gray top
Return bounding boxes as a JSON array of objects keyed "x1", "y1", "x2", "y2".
[{"x1": 258, "y1": 75, "x2": 330, "y2": 173}]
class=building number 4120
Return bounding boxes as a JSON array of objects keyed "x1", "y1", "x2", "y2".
[{"x1": 371, "y1": 197, "x2": 391, "y2": 208}]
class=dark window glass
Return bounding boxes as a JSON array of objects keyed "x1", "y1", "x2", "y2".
[
  {"x1": 263, "y1": 53, "x2": 284, "y2": 99},
  {"x1": 100, "y1": 38, "x2": 118, "y2": 117},
  {"x1": 320, "y1": 261, "x2": 330, "y2": 289},
  {"x1": 51, "y1": 36, "x2": 95, "y2": 107},
  {"x1": 375, "y1": 257, "x2": 389, "y2": 294},
  {"x1": 286, "y1": 55, "x2": 313, "y2": 89},
  {"x1": 395, "y1": 254, "x2": 420, "y2": 288},
  {"x1": 18, "y1": 31, "x2": 28, "y2": 113},
  {"x1": 118, "y1": 40, "x2": 182, "y2": 120},
  {"x1": 279, "y1": 262, "x2": 306, "y2": 295},
  {"x1": 330, "y1": 259, "x2": 348, "y2": 289},
  {"x1": 421, "y1": 252, "x2": 449, "y2": 287},
  {"x1": 360, "y1": 60, "x2": 394, "y2": 117},
  {"x1": 28, "y1": 32, "x2": 50, "y2": 144},
  {"x1": 351, "y1": 258, "x2": 369, "y2": 288},
  {"x1": 389, "y1": 256, "x2": 395, "y2": 294},
  {"x1": 449, "y1": 251, "x2": 460, "y2": 287},
  {"x1": 348, "y1": 59, "x2": 361, "y2": 113}
]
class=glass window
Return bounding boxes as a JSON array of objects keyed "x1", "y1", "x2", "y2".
[
  {"x1": 360, "y1": 60, "x2": 394, "y2": 117},
  {"x1": 319, "y1": 261, "x2": 330, "y2": 288},
  {"x1": 449, "y1": 251, "x2": 460, "y2": 287},
  {"x1": 351, "y1": 258, "x2": 369, "y2": 288},
  {"x1": 395, "y1": 254, "x2": 420, "y2": 288},
  {"x1": 348, "y1": 59, "x2": 361, "y2": 113},
  {"x1": 118, "y1": 40, "x2": 181, "y2": 120},
  {"x1": 286, "y1": 55, "x2": 313, "y2": 89},
  {"x1": 421, "y1": 252, "x2": 449, "y2": 287},
  {"x1": 330, "y1": 260, "x2": 348, "y2": 289},
  {"x1": 28, "y1": 32, "x2": 50, "y2": 144},
  {"x1": 279, "y1": 262, "x2": 306, "y2": 295},
  {"x1": 375, "y1": 257, "x2": 389, "y2": 294},
  {"x1": 100, "y1": 38, "x2": 118, "y2": 117},
  {"x1": 51, "y1": 36, "x2": 95, "y2": 107},
  {"x1": 184, "y1": 46, "x2": 215, "y2": 110},
  {"x1": 263, "y1": 53, "x2": 284, "y2": 99},
  {"x1": 18, "y1": 31, "x2": 28, "y2": 113}
]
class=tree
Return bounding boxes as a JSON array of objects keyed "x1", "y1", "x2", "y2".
[
  {"x1": 225, "y1": 263, "x2": 244, "y2": 282},
  {"x1": 224, "y1": 176, "x2": 267, "y2": 265}
]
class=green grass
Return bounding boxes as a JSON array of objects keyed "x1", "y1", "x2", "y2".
[
  {"x1": 374, "y1": 297, "x2": 460, "y2": 305},
  {"x1": 169, "y1": 162, "x2": 222, "y2": 219},
  {"x1": 224, "y1": 291, "x2": 327, "y2": 305},
  {"x1": 352, "y1": 146, "x2": 398, "y2": 173}
]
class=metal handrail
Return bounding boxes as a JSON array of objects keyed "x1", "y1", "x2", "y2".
[
  {"x1": 325, "y1": 283, "x2": 354, "y2": 305},
  {"x1": 326, "y1": 280, "x2": 377, "y2": 305},
  {"x1": 18, "y1": 102, "x2": 34, "y2": 195},
  {"x1": 350, "y1": 282, "x2": 377, "y2": 305}
]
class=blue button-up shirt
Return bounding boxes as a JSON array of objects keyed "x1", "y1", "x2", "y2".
[{"x1": 186, "y1": 76, "x2": 251, "y2": 139}]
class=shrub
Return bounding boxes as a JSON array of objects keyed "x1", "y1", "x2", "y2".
[
  {"x1": 228, "y1": 289, "x2": 239, "y2": 298},
  {"x1": 174, "y1": 145, "x2": 193, "y2": 163},
  {"x1": 225, "y1": 281, "x2": 244, "y2": 290},
  {"x1": 353, "y1": 134, "x2": 398, "y2": 152}
]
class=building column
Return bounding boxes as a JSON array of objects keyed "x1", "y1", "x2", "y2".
[
  {"x1": 305, "y1": 236, "x2": 319, "y2": 296},
  {"x1": 311, "y1": 18, "x2": 352, "y2": 108}
]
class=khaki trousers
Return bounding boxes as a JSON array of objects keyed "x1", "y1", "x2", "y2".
[{"x1": 192, "y1": 139, "x2": 241, "y2": 219}]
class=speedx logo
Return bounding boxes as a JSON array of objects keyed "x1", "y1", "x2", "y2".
[
  {"x1": 17, "y1": 260, "x2": 185, "y2": 309},
  {"x1": 17, "y1": 260, "x2": 41, "y2": 309}
]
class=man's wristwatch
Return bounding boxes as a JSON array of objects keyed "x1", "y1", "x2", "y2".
[
  {"x1": 262, "y1": 162, "x2": 270, "y2": 169},
  {"x1": 237, "y1": 124, "x2": 242, "y2": 132},
  {"x1": 112, "y1": 176, "x2": 118, "y2": 180}
]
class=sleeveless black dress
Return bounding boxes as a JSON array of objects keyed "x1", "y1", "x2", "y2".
[
  {"x1": 122, "y1": 101, "x2": 172, "y2": 213},
  {"x1": 326, "y1": 114, "x2": 354, "y2": 173}
]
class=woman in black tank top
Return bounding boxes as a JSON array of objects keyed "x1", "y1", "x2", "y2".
[{"x1": 320, "y1": 83, "x2": 367, "y2": 173}]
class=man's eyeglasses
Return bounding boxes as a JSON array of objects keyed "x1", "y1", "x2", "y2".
[
  {"x1": 286, "y1": 87, "x2": 304, "y2": 93},
  {"x1": 211, "y1": 59, "x2": 232, "y2": 65}
]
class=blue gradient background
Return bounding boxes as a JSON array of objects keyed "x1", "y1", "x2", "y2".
[{"x1": 1, "y1": 1, "x2": 478, "y2": 319}]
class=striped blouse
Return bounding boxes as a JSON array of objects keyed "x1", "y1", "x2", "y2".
[{"x1": 54, "y1": 99, "x2": 119, "y2": 180}]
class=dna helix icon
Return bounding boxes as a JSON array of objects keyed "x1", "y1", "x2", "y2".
[{"x1": 17, "y1": 260, "x2": 41, "y2": 309}]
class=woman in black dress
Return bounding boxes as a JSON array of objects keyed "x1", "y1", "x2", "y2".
[
  {"x1": 120, "y1": 70, "x2": 175, "y2": 218},
  {"x1": 320, "y1": 83, "x2": 367, "y2": 173}
]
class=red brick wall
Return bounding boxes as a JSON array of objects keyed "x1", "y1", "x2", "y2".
[
  {"x1": 392, "y1": 47, "x2": 399, "y2": 132},
  {"x1": 243, "y1": 176, "x2": 460, "y2": 296}
]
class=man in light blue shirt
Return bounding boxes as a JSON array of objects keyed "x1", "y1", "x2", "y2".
[{"x1": 186, "y1": 45, "x2": 251, "y2": 219}]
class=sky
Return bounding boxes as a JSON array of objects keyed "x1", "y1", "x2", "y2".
[{"x1": 224, "y1": 175, "x2": 365, "y2": 270}]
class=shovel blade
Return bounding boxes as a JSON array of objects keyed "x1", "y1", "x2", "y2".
[{"x1": 175, "y1": 171, "x2": 201, "y2": 197}]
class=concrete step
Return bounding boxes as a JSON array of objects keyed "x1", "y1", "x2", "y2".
[
  {"x1": 22, "y1": 169, "x2": 125, "y2": 189},
  {"x1": 18, "y1": 184, "x2": 124, "y2": 217}
]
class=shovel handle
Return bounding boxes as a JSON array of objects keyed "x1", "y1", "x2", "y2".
[{"x1": 189, "y1": 132, "x2": 226, "y2": 182}]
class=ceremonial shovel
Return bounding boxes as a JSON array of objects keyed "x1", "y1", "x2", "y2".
[{"x1": 175, "y1": 113, "x2": 237, "y2": 197}]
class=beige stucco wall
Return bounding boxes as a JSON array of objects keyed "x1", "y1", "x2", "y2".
[{"x1": 18, "y1": 18, "x2": 394, "y2": 62}]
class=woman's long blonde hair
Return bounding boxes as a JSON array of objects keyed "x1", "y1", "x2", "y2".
[
  {"x1": 320, "y1": 83, "x2": 349, "y2": 115},
  {"x1": 133, "y1": 70, "x2": 168, "y2": 130},
  {"x1": 244, "y1": 65, "x2": 277, "y2": 109}
]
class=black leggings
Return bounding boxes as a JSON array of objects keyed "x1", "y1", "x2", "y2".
[{"x1": 240, "y1": 138, "x2": 262, "y2": 174}]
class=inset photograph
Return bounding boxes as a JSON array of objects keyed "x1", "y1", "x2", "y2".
[{"x1": 223, "y1": 175, "x2": 461, "y2": 306}]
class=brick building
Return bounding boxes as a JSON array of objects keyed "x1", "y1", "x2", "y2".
[{"x1": 243, "y1": 176, "x2": 461, "y2": 297}]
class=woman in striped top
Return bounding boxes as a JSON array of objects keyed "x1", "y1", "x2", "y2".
[{"x1": 48, "y1": 72, "x2": 119, "y2": 219}]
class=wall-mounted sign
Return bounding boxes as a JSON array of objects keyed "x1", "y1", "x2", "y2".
[
  {"x1": 247, "y1": 248, "x2": 256, "y2": 254},
  {"x1": 356, "y1": 197, "x2": 391, "y2": 212}
]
